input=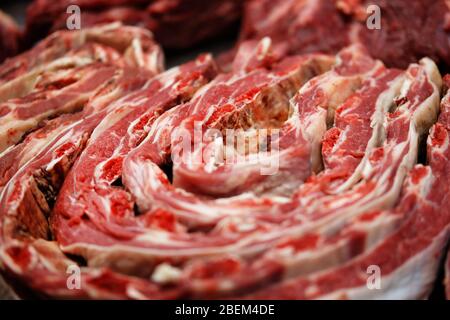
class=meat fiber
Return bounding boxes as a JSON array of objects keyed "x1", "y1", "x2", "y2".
[
  {"x1": 25, "y1": 0, "x2": 243, "y2": 49},
  {"x1": 446, "y1": 250, "x2": 450, "y2": 299},
  {"x1": 236, "y1": 0, "x2": 450, "y2": 70},
  {"x1": 0, "y1": 31, "x2": 449, "y2": 300}
]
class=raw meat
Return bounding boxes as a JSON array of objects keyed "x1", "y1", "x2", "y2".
[
  {"x1": 236, "y1": 0, "x2": 450, "y2": 70},
  {"x1": 0, "y1": 30, "x2": 449, "y2": 299},
  {"x1": 0, "y1": 10, "x2": 21, "y2": 63},
  {"x1": 247, "y1": 60, "x2": 448, "y2": 299},
  {"x1": 0, "y1": 22, "x2": 163, "y2": 88},
  {"x1": 0, "y1": 23, "x2": 163, "y2": 153},
  {"x1": 0, "y1": 54, "x2": 218, "y2": 298},
  {"x1": 25, "y1": 0, "x2": 243, "y2": 49}
]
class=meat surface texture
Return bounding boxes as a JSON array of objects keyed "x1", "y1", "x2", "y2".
[
  {"x1": 25, "y1": 0, "x2": 243, "y2": 49},
  {"x1": 0, "y1": 10, "x2": 21, "y2": 64},
  {"x1": 0, "y1": 22, "x2": 163, "y2": 154},
  {"x1": 0, "y1": 24, "x2": 450, "y2": 300},
  {"x1": 235, "y1": 0, "x2": 450, "y2": 70}
]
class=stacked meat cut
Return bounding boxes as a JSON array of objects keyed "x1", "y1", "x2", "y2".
[
  {"x1": 0, "y1": 18, "x2": 449, "y2": 298},
  {"x1": 25, "y1": 0, "x2": 243, "y2": 49},
  {"x1": 232, "y1": 0, "x2": 450, "y2": 70},
  {"x1": 447, "y1": 251, "x2": 450, "y2": 298}
]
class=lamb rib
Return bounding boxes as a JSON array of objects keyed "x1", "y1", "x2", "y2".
[
  {"x1": 0, "y1": 54, "x2": 217, "y2": 299},
  {"x1": 0, "y1": 20, "x2": 449, "y2": 299},
  {"x1": 0, "y1": 23, "x2": 163, "y2": 90},
  {"x1": 51, "y1": 55, "x2": 218, "y2": 275},
  {"x1": 122, "y1": 39, "x2": 334, "y2": 224}
]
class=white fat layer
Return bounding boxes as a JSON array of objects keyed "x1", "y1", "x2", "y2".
[
  {"x1": 111, "y1": 60, "x2": 442, "y2": 266},
  {"x1": 151, "y1": 263, "x2": 182, "y2": 284}
]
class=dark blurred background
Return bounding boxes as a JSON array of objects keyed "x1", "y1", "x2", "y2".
[{"x1": 1, "y1": 0, "x2": 28, "y2": 25}]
